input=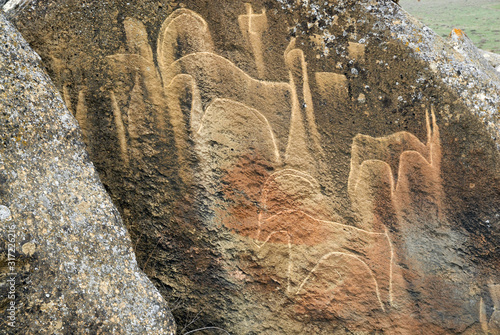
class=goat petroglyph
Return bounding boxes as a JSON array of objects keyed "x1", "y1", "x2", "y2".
[
  {"x1": 106, "y1": 8, "x2": 323, "y2": 176},
  {"x1": 253, "y1": 209, "x2": 394, "y2": 310},
  {"x1": 349, "y1": 108, "x2": 442, "y2": 229},
  {"x1": 103, "y1": 7, "x2": 446, "y2": 321}
]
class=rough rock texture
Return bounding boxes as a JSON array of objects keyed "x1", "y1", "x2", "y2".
[
  {"x1": 0, "y1": 13, "x2": 175, "y2": 334},
  {"x1": 381, "y1": 8, "x2": 500, "y2": 148},
  {"x1": 481, "y1": 49, "x2": 500, "y2": 73},
  {"x1": 5, "y1": 0, "x2": 500, "y2": 334}
]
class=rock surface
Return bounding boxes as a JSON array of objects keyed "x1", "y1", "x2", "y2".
[
  {"x1": 0, "y1": 13, "x2": 175, "y2": 334},
  {"x1": 481, "y1": 49, "x2": 500, "y2": 73},
  {"x1": 4, "y1": 0, "x2": 500, "y2": 334}
]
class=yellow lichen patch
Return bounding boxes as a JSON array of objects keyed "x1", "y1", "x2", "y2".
[{"x1": 451, "y1": 28, "x2": 466, "y2": 38}]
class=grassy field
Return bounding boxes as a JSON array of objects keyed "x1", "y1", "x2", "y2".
[{"x1": 399, "y1": 0, "x2": 500, "y2": 53}]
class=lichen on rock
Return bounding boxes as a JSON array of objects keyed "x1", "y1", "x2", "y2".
[
  {"x1": 2, "y1": 0, "x2": 500, "y2": 334},
  {"x1": 0, "y1": 13, "x2": 175, "y2": 334}
]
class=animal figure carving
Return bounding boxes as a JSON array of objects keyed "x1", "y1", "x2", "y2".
[
  {"x1": 349, "y1": 108, "x2": 442, "y2": 231},
  {"x1": 105, "y1": 7, "x2": 446, "y2": 322}
]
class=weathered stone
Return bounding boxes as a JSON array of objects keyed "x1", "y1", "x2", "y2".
[
  {"x1": 4, "y1": 0, "x2": 500, "y2": 334},
  {"x1": 0, "y1": 13, "x2": 175, "y2": 334},
  {"x1": 481, "y1": 49, "x2": 500, "y2": 73}
]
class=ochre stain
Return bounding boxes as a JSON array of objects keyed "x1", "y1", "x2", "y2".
[{"x1": 221, "y1": 153, "x2": 274, "y2": 237}]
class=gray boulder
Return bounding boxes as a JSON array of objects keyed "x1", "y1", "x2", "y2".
[{"x1": 0, "y1": 13, "x2": 175, "y2": 334}]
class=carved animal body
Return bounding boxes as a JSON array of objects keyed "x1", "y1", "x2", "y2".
[
  {"x1": 102, "y1": 7, "x2": 453, "y2": 323},
  {"x1": 59, "y1": 3, "x2": 498, "y2": 333},
  {"x1": 5, "y1": 0, "x2": 500, "y2": 332}
]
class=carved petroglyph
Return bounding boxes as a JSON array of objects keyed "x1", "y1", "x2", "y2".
[
  {"x1": 296, "y1": 251, "x2": 386, "y2": 311},
  {"x1": 146, "y1": 9, "x2": 393, "y2": 315},
  {"x1": 247, "y1": 167, "x2": 395, "y2": 315},
  {"x1": 126, "y1": 75, "x2": 147, "y2": 141},
  {"x1": 165, "y1": 74, "x2": 203, "y2": 184},
  {"x1": 108, "y1": 9, "x2": 285, "y2": 170},
  {"x1": 63, "y1": 84, "x2": 73, "y2": 115},
  {"x1": 258, "y1": 169, "x2": 334, "y2": 222},
  {"x1": 398, "y1": 108, "x2": 442, "y2": 214},
  {"x1": 315, "y1": 72, "x2": 349, "y2": 102},
  {"x1": 104, "y1": 8, "x2": 447, "y2": 319},
  {"x1": 164, "y1": 51, "x2": 293, "y2": 156},
  {"x1": 254, "y1": 209, "x2": 394, "y2": 311},
  {"x1": 106, "y1": 11, "x2": 212, "y2": 169},
  {"x1": 284, "y1": 39, "x2": 324, "y2": 174},
  {"x1": 50, "y1": 58, "x2": 95, "y2": 145},
  {"x1": 238, "y1": 3, "x2": 268, "y2": 78},
  {"x1": 106, "y1": 17, "x2": 166, "y2": 165},
  {"x1": 197, "y1": 98, "x2": 281, "y2": 166},
  {"x1": 157, "y1": 8, "x2": 214, "y2": 83},
  {"x1": 349, "y1": 108, "x2": 442, "y2": 228},
  {"x1": 108, "y1": 8, "x2": 326, "y2": 176},
  {"x1": 106, "y1": 53, "x2": 164, "y2": 109},
  {"x1": 348, "y1": 42, "x2": 366, "y2": 62},
  {"x1": 247, "y1": 110, "x2": 441, "y2": 315},
  {"x1": 75, "y1": 87, "x2": 89, "y2": 143},
  {"x1": 124, "y1": 17, "x2": 153, "y2": 63},
  {"x1": 351, "y1": 159, "x2": 396, "y2": 231}
]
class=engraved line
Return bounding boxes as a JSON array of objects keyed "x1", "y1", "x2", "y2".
[
  {"x1": 385, "y1": 227, "x2": 394, "y2": 306},
  {"x1": 260, "y1": 168, "x2": 320, "y2": 207},
  {"x1": 196, "y1": 98, "x2": 281, "y2": 163},
  {"x1": 253, "y1": 230, "x2": 293, "y2": 292},
  {"x1": 259, "y1": 209, "x2": 388, "y2": 236},
  {"x1": 163, "y1": 52, "x2": 291, "y2": 91},
  {"x1": 110, "y1": 90, "x2": 129, "y2": 166},
  {"x1": 157, "y1": 9, "x2": 211, "y2": 73},
  {"x1": 295, "y1": 251, "x2": 386, "y2": 312}
]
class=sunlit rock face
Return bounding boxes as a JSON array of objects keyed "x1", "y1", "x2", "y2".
[
  {"x1": 5, "y1": 0, "x2": 500, "y2": 334},
  {"x1": 0, "y1": 13, "x2": 175, "y2": 335}
]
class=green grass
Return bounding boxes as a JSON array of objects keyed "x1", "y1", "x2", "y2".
[{"x1": 400, "y1": 0, "x2": 500, "y2": 53}]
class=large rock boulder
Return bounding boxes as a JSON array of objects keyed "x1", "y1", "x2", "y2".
[
  {"x1": 0, "y1": 13, "x2": 175, "y2": 334},
  {"x1": 4, "y1": 0, "x2": 500, "y2": 333}
]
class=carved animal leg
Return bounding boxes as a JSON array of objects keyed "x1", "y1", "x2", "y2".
[
  {"x1": 157, "y1": 9, "x2": 214, "y2": 86},
  {"x1": 165, "y1": 74, "x2": 203, "y2": 186},
  {"x1": 284, "y1": 40, "x2": 323, "y2": 173},
  {"x1": 110, "y1": 90, "x2": 129, "y2": 166}
]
